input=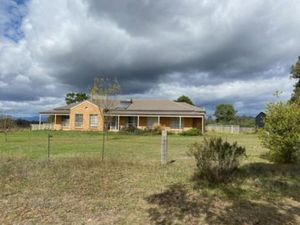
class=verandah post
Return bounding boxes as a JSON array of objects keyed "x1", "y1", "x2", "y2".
[
  {"x1": 102, "y1": 117, "x2": 106, "y2": 161},
  {"x1": 47, "y1": 133, "x2": 53, "y2": 159},
  {"x1": 39, "y1": 114, "x2": 42, "y2": 130}
]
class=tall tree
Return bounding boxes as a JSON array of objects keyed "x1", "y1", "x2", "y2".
[
  {"x1": 91, "y1": 76, "x2": 121, "y2": 160},
  {"x1": 214, "y1": 104, "x2": 237, "y2": 124},
  {"x1": 65, "y1": 92, "x2": 89, "y2": 105},
  {"x1": 175, "y1": 95, "x2": 194, "y2": 105},
  {"x1": 290, "y1": 56, "x2": 300, "y2": 104}
]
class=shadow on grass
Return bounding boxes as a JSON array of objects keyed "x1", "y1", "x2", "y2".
[
  {"x1": 146, "y1": 163, "x2": 300, "y2": 225},
  {"x1": 145, "y1": 183, "x2": 211, "y2": 225},
  {"x1": 192, "y1": 162, "x2": 300, "y2": 201},
  {"x1": 237, "y1": 162, "x2": 300, "y2": 201},
  {"x1": 146, "y1": 183, "x2": 300, "y2": 225}
]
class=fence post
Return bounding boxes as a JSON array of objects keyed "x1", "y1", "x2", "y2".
[
  {"x1": 102, "y1": 129, "x2": 105, "y2": 161},
  {"x1": 48, "y1": 134, "x2": 53, "y2": 159},
  {"x1": 161, "y1": 130, "x2": 168, "y2": 165},
  {"x1": 4, "y1": 130, "x2": 7, "y2": 142}
]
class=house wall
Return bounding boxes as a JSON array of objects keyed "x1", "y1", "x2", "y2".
[
  {"x1": 160, "y1": 117, "x2": 171, "y2": 127},
  {"x1": 193, "y1": 118, "x2": 202, "y2": 129},
  {"x1": 160, "y1": 117, "x2": 199, "y2": 132},
  {"x1": 52, "y1": 102, "x2": 204, "y2": 133},
  {"x1": 139, "y1": 117, "x2": 147, "y2": 129},
  {"x1": 183, "y1": 118, "x2": 193, "y2": 130},
  {"x1": 135, "y1": 116, "x2": 204, "y2": 133},
  {"x1": 69, "y1": 101, "x2": 104, "y2": 131}
]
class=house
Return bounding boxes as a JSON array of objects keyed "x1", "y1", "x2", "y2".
[
  {"x1": 255, "y1": 112, "x2": 266, "y2": 128},
  {"x1": 39, "y1": 99, "x2": 206, "y2": 133}
]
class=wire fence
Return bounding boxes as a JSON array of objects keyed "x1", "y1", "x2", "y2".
[
  {"x1": 0, "y1": 130, "x2": 201, "y2": 162},
  {"x1": 206, "y1": 124, "x2": 255, "y2": 134}
]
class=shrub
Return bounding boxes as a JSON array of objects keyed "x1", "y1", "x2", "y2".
[
  {"x1": 140, "y1": 125, "x2": 164, "y2": 135},
  {"x1": 151, "y1": 124, "x2": 163, "y2": 135},
  {"x1": 180, "y1": 128, "x2": 202, "y2": 136},
  {"x1": 188, "y1": 137, "x2": 246, "y2": 183},
  {"x1": 119, "y1": 125, "x2": 143, "y2": 134},
  {"x1": 119, "y1": 125, "x2": 164, "y2": 135},
  {"x1": 259, "y1": 102, "x2": 300, "y2": 163}
]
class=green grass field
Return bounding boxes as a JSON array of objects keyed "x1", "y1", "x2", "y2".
[{"x1": 1, "y1": 131, "x2": 300, "y2": 224}]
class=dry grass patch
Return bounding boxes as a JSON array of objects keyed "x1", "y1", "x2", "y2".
[{"x1": 1, "y1": 131, "x2": 300, "y2": 224}]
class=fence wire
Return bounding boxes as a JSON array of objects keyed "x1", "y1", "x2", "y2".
[{"x1": 0, "y1": 131, "x2": 200, "y2": 162}]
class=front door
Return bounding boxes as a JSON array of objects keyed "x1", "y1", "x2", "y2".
[{"x1": 61, "y1": 115, "x2": 70, "y2": 129}]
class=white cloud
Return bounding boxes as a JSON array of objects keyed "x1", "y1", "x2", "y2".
[
  {"x1": 143, "y1": 74, "x2": 294, "y2": 115},
  {"x1": 0, "y1": 80, "x2": 8, "y2": 87},
  {"x1": 0, "y1": 0, "x2": 299, "y2": 116}
]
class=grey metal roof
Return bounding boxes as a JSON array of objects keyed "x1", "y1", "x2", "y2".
[
  {"x1": 121, "y1": 99, "x2": 204, "y2": 111},
  {"x1": 108, "y1": 111, "x2": 205, "y2": 117},
  {"x1": 40, "y1": 99, "x2": 205, "y2": 115},
  {"x1": 40, "y1": 100, "x2": 92, "y2": 114},
  {"x1": 40, "y1": 110, "x2": 70, "y2": 115}
]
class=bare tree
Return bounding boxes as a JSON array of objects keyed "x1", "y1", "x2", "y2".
[
  {"x1": 0, "y1": 113, "x2": 15, "y2": 142},
  {"x1": 91, "y1": 76, "x2": 121, "y2": 160}
]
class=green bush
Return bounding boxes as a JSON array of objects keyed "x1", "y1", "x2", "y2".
[
  {"x1": 119, "y1": 125, "x2": 163, "y2": 135},
  {"x1": 180, "y1": 128, "x2": 202, "y2": 136},
  {"x1": 259, "y1": 102, "x2": 300, "y2": 163},
  {"x1": 119, "y1": 125, "x2": 143, "y2": 134},
  {"x1": 188, "y1": 137, "x2": 246, "y2": 183}
]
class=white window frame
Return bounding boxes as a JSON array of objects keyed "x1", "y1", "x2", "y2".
[
  {"x1": 89, "y1": 114, "x2": 98, "y2": 128},
  {"x1": 75, "y1": 114, "x2": 83, "y2": 128}
]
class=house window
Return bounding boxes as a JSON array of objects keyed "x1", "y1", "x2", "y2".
[
  {"x1": 147, "y1": 117, "x2": 158, "y2": 128},
  {"x1": 170, "y1": 117, "x2": 184, "y2": 129},
  {"x1": 127, "y1": 116, "x2": 137, "y2": 127},
  {"x1": 75, "y1": 114, "x2": 83, "y2": 128},
  {"x1": 90, "y1": 114, "x2": 98, "y2": 128}
]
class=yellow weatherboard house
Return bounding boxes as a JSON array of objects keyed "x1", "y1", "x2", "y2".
[{"x1": 39, "y1": 99, "x2": 206, "y2": 133}]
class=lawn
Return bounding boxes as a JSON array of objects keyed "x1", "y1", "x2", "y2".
[{"x1": 1, "y1": 131, "x2": 300, "y2": 224}]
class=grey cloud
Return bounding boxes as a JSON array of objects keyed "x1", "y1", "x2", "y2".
[
  {"x1": 0, "y1": 0, "x2": 299, "y2": 115},
  {"x1": 85, "y1": 0, "x2": 300, "y2": 73},
  {"x1": 35, "y1": 0, "x2": 300, "y2": 94}
]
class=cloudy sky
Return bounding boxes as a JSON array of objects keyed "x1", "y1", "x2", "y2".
[{"x1": 0, "y1": 0, "x2": 299, "y2": 117}]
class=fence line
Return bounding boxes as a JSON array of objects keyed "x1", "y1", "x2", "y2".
[
  {"x1": 31, "y1": 123, "x2": 54, "y2": 130},
  {"x1": 239, "y1": 126, "x2": 256, "y2": 133},
  {"x1": 206, "y1": 124, "x2": 255, "y2": 134}
]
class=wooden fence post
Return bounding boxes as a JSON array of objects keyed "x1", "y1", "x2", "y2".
[
  {"x1": 4, "y1": 130, "x2": 7, "y2": 142},
  {"x1": 161, "y1": 130, "x2": 168, "y2": 165},
  {"x1": 48, "y1": 134, "x2": 53, "y2": 159}
]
